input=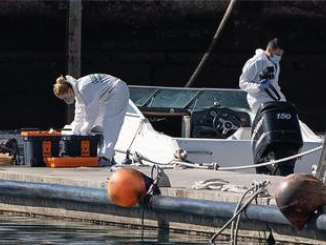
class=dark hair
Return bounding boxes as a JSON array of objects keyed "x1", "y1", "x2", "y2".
[{"x1": 266, "y1": 38, "x2": 284, "y2": 50}]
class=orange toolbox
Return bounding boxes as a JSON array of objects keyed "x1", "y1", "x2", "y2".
[
  {"x1": 21, "y1": 130, "x2": 101, "y2": 168},
  {"x1": 45, "y1": 157, "x2": 98, "y2": 168},
  {"x1": 21, "y1": 131, "x2": 61, "y2": 137},
  {"x1": 61, "y1": 135, "x2": 101, "y2": 157},
  {"x1": 21, "y1": 131, "x2": 61, "y2": 167}
]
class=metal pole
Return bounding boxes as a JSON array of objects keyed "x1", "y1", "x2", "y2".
[
  {"x1": 315, "y1": 131, "x2": 326, "y2": 182},
  {"x1": 67, "y1": 0, "x2": 82, "y2": 123}
]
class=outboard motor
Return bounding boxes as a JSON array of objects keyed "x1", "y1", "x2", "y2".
[{"x1": 251, "y1": 101, "x2": 303, "y2": 176}]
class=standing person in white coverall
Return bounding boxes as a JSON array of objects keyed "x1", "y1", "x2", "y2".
[
  {"x1": 53, "y1": 73, "x2": 130, "y2": 166},
  {"x1": 239, "y1": 38, "x2": 286, "y2": 113}
]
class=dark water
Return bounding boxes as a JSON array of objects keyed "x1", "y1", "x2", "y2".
[{"x1": 0, "y1": 214, "x2": 232, "y2": 245}]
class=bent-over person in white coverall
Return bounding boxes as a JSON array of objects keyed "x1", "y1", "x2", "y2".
[
  {"x1": 53, "y1": 73, "x2": 130, "y2": 166},
  {"x1": 239, "y1": 38, "x2": 286, "y2": 113}
]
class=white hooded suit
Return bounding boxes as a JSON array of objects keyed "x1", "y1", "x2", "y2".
[
  {"x1": 239, "y1": 49, "x2": 286, "y2": 113},
  {"x1": 66, "y1": 74, "x2": 129, "y2": 160}
]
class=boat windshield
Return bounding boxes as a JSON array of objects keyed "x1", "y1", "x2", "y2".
[
  {"x1": 193, "y1": 90, "x2": 249, "y2": 109},
  {"x1": 129, "y1": 86, "x2": 250, "y2": 110}
]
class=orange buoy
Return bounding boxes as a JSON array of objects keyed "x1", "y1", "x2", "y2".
[{"x1": 107, "y1": 168, "x2": 147, "y2": 207}]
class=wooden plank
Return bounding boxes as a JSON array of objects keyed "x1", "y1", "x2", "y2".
[
  {"x1": 67, "y1": 0, "x2": 82, "y2": 123},
  {"x1": 0, "y1": 154, "x2": 13, "y2": 166}
]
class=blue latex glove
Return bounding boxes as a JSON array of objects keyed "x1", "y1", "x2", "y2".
[{"x1": 258, "y1": 79, "x2": 271, "y2": 91}]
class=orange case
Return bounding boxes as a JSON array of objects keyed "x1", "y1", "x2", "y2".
[
  {"x1": 21, "y1": 131, "x2": 61, "y2": 136},
  {"x1": 80, "y1": 140, "x2": 90, "y2": 157},
  {"x1": 45, "y1": 157, "x2": 98, "y2": 168},
  {"x1": 42, "y1": 141, "x2": 52, "y2": 157}
]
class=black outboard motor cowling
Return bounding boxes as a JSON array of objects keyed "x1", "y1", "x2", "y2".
[{"x1": 251, "y1": 101, "x2": 303, "y2": 176}]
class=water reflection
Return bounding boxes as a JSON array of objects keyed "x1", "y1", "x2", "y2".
[{"x1": 0, "y1": 214, "x2": 213, "y2": 245}]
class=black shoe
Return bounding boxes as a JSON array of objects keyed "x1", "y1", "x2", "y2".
[{"x1": 98, "y1": 157, "x2": 113, "y2": 167}]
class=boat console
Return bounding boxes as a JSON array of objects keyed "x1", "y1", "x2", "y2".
[
  {"x1": 129, "y1": 85, "x2": 253, "y2": 139},
  {"x1": 191, "y1": 106, "x2": 250, "y2": 139}
]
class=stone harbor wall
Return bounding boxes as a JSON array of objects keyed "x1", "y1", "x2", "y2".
[{"x1": 0, "y1": 0, "x2": 325, "y2": 132}]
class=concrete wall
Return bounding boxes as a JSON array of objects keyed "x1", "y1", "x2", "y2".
[{"x1": 0, "y1": 1, "x2": 325, "y2": 132}]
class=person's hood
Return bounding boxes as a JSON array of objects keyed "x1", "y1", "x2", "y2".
[
  {"x1": 64, "y1": 75, "x2": 78, "y2": 104},
  {"x1": 255, "y1": 48, "x2": 276, "y2": 65},
  {"x1": 65, "y1": 75, "x2": 85, "y2": 105},
  {"x1": 65, "y1": 75, "x2": 77, "y2": 85},
  {"x1": 255, "y1": 48, "x2": 267, "y2": 58}
]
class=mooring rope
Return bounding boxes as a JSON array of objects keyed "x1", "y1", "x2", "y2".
[
  {"x1": 209, "y1": 180, "x2": 271, "y2": 244},
  {"x1": 169, "y1": 145, "x2": 322, "y2": 171},
  {"x1": 230, "y1": 185, "x2": 256, "y2": 245},
  {"x1": 216, "y1": 145, "x2": 322, "y2": 171},
  {"x1": 146, "y1": 164, "x2": 162, "y2": 196},
  {"x1": 230, "y1": 180, "x2": 266, "y2": 245},
  {"x1": 114, "y1": 145, "x2": 322, "y2": 173},
  {"x1": 192, "y1": 178, "x2": 249, "y2": 194}
]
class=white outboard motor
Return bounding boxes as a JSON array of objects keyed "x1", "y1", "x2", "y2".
[{"x1": 251, "y1": 101, "x2": 303, "y2": 176}]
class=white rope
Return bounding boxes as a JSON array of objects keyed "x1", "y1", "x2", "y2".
[
  {"x1": 230, "y1": 180, "x2": 271, "y2": 245},
  {"x1": 217, "y1": 145, "x2": 323, "y2": 171},
  {"x1": 192, "y1": 178, "x2": 248, "y2": 194},
  {"x1": 121, "y1": 145, "x2": 322, "y2": 172},
  {"x1": 172, "y1": 161, "x2": 208, "y2": 169},
  {"x1": 230, "y1": 185, "x2": 256, "y2": 245},
  {"x1": 209, "y1": 180, "x2": 271, "y2": 244}
]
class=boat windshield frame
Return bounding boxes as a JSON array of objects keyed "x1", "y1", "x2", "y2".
[{"x1": 129, "y1": 85, "x2": 250, "y2": 111}]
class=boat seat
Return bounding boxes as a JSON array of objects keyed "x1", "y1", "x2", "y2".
[{"x1": 227, "y1": 127, "x2": 252, "y2": 140}]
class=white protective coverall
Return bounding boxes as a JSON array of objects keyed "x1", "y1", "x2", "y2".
[
  {"x1": 239, "y1": 49, "x2": 286, "y2": 113},
  {"x1": 66, "y1": 74, "x2": 129, "y2": 160}
]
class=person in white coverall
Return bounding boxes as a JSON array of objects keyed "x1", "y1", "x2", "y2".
[
  {"x1": 53, "y1": 73, "x2": 129, "y2": 166},
  {"x1": 239, "y1": 38, "x2": 286, "y2": 113}
]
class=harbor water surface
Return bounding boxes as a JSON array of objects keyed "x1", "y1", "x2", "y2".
[{"x1": 0, "y1": 214, "x2": 240, "y2": 245}]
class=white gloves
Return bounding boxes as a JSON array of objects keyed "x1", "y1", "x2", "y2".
[
  {"x1": 70, "y1": 121, "x2": 91, "y2": 135},
  {"x1": 80, "y1": 122, "x2": 91, "y2": 135},
  {"x1": 71, "y1": 121, "x2": 82, "y2": 135}
]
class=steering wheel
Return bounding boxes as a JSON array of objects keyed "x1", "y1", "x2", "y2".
[{"x1": 212, "y1": 107, "x2": 241, "y2": 138}]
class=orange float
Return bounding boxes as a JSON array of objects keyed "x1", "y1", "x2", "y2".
[{"x1": 107, "y1": 168, "x2": 147, "y2": 207}]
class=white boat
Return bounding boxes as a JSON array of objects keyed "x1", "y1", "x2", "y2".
[{"x1": 114, "y1": 85, "x2": 323, "y2": 174}]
